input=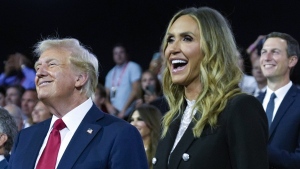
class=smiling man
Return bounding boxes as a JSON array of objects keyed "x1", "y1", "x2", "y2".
[
  {"x1": 8, "y1": 38, "x2": 147, "y2": 169},
  {"x1": 257, "y1": 32, "x2": 300, "y2": 168}
]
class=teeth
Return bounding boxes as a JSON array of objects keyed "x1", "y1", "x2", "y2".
[
  {"x1": 264, "y1": 65, "x2": 274, "y2": 68},
  {"x1": 172, "y1": 60, "x2": 187, "y2": 64},
  {"x1": 40, "y1": 81, "x2": 50, "y2": 85}
]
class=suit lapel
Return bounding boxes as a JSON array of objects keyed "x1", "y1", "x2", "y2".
[
  {"x1": 168, "y1": 118, "x2": 196, "y2": 169},
  {"x1": 22, "y1": 120, "x2": 51, "y2": 168},
  {"x1": 155, "y1": 113, "x2": 182, "y2": 168},
  {"x1": 269, "y1": 85, "x2": 297, "y2": 138},
  {"x1": 57, "y1": 105, "x2": 104, "y2": 169}
]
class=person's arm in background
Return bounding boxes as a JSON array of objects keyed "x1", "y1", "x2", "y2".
[
  {"x1": 17, "y1": 53, "x2": 36, "y2": 89},
  {"x1": 104, "y1": 87, "x2": 119, "y2": 115},
  {"x1": 118, "y1": 80, "x2": 141, "y2": 118}
]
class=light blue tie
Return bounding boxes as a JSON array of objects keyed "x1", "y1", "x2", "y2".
[{"x1": 266, "y1": 93, "x2": 276, "y2": 127}]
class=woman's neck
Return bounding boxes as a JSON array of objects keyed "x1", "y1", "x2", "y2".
[{"x1": 143, "y1": 136, "x2": 151, "y2": 150}]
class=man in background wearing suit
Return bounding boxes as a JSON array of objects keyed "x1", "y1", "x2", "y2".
[
  {"x1": 8, "y1": 38, "x2": 148, "y2": 169},
  {"x1": 257, "y1": 32, "x2": 300, "y2": 168}
]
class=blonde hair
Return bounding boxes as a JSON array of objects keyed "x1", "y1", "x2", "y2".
[
  {"x1": 161, "y1": 7, "x2": 242, "y2": 137},
  {"x1": 34, "y1": 38, "x2": 99, "y2": 98}
]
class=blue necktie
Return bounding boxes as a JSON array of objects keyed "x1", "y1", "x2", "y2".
[{"x1": 266, "y1": 93, "x2": 276, "y2": 127}]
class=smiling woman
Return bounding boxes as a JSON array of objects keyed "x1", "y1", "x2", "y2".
[{"x1": 153, "y1": 7, "x2": 269, "y2": 169}]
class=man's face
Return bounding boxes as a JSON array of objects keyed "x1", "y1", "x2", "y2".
[
  {"x1": 260, "y1": 37, "x2": 298, "y2": 82},
  {"x1": 113, "y1": 46, "x2": 127, "y2": 65},
  {"x1": 35, "y1": 48, "x2": 78, "y2": 103},
  {"x1": 21, "y1": 90, "x2": 38, "y2": 117},
  {"x1": 5, "y1": 87, "x2": 21, "y2": 106},
  {"x1": 4, "y1": 55, "x2": 20, "y2": 75}
]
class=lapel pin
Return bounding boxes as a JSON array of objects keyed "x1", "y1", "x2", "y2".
[{"x1": 87, "y1": 128, "x2": 93, "y2": 134}]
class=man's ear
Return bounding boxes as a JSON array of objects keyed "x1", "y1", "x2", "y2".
[
  {"x1": 289, "y1": 55, "x2": 298, "y2": 68},
  {"x1": 0, "y1": 134, "x2": 8, "y2": 147},
  {"x1": 75, "y1": 73, "x2": 89, "y2": 88}
]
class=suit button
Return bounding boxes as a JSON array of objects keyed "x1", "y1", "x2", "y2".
[
  {"x1": 152, "y1": 157, "x2": 157, "y2": 165},
  {"x1": 182, "y1": 153, "x2": 190, "y2": 161}
]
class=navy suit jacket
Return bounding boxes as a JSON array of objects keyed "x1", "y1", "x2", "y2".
[
  {"x1": 257, "y1": 84, "x2": 300, "y2": 169},
  {"x1": 0, "y1": 159, "x2": 8, "y2": 169},
  {"x1": 8, "y1": 104, "x2": 148, "y2": 169}
]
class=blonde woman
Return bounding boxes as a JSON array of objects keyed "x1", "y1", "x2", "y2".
[{"x1": 153, "y1": 7, "x2": 268, "y2": 169}]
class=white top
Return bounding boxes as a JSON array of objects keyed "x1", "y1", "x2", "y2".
[
  {"x1": 34, "y1": 98, "x2": 93, "y2": 169},
  {"x1": 171, "y1": 99, "x2": 196, "y2": 153},
  {"x1": 262, "y1": 81, "x2": 292, "y2": 121},
  {"x1": 0, "y1": 155, "x2": 4, "y2": 161},
  {"x1": 239, "y1": 74, "x2": 257, "y2": 94}
]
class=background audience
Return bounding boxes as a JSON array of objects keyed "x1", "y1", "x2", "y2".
[
  {"x1": 128, "y1": 104, "x2": 162, "y2": 169},
  {"x1": 0, "y1": 108, "x2": 18, "y2": 169},
  {"x1": 31, "y1": 101, "x2": 52, "y2": 124}
]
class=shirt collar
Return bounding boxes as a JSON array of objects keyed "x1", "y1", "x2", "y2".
[
  {"x1": 50, "y1": 98, "x2": 93, "y2": 132},
  {"x1": 266, "y1": 81, "x2": 292, "y2": 100}
]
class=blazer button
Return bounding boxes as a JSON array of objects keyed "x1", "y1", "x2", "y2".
[
  {"x1": 182, "y1": 153, "x2": 190, "y2": 161},
  {"x1": 152, "y1": 157, "x2": 157, "y2": 165}
]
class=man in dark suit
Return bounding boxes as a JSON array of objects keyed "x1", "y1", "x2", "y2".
[
  {"x1": 0, "y1": 108, "x2": 18, "y2": 169},
  {"x1": 257, "y1": 32, "x2": 300, "y2": 168},
  {"x1": 8, "y1": 38, "x2": 148, "y2": 169}
]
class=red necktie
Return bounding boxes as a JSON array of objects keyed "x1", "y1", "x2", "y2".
[{"x1": 36, "y1": 119, "x2": 66, "y2": 169}]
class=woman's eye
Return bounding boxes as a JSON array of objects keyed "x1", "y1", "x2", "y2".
[
  {"x1": 183, "y1": 36, "x2": 193, "y2": 42},
  {"x1": 137, "y1": 118, "x2": 144, "y2": 121},
  {"x1": 167, "y1": 36, "x2": 174, "y2": 43}
]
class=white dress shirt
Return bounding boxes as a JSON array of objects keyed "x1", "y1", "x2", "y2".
[
  {"x1": 34, "y1": 98, "x2": 93, "y2": 169},
  {"x1": 0, "y1": 155, "x2": 5, "y2": 161},
  {"x1": 171, "y1": 99, "x2": 197, "y2": 153},
  {"x1": 262, "y1": 81, "x2": 292, "y2": 121}
]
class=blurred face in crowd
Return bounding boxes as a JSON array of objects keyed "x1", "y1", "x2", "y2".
[
  {"x1": 4, "y1": 104, "x2": 24, "y2": 131},
  {"x1": 0, "y1": 93, "x2": 5, "y2": 107},
  {"x1": 32, "y1": 101, "x2": 52, "y2": 123},
  {"x1": 237, "y1": 51, "x2": 245, "y2": 72},
  {"x1": 164, "y1": 15, "x2": 202, "y2": 87},
  {"x1": 5, "y1": 87, "x2": 21, "y2": 106},
  {"x1": 93, "y1": 88, "x2": 106, "y2": 109},
  {"x1": 35, "y1": 48, "x2": 78, "y2": 104},
  {"x1": 141, "y1": 72, "x2": 156, "y2": 92},
  {"x1": 129, "y1": 111, "x2": 150, "y2": 139},
  {"x1": 260, "y1": 37, "x2": 297, "y2": 82},
  {"x1": 252, "y1": 58, "x2": 267, "y2": 84},
  {"x1": 113, "y1": 46, "x2": 127, "y2": 65},
  {"x1": 4, "y1": 54, "x2": 20, "y2": 75},
  {"x1": 21, "y1": 90, "x2": 38, "y2": 117}
]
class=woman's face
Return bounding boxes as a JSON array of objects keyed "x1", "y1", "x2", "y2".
[
  {"x1": 141, "y1": 72, "x2": 156, "y2": 91},
  {"x1": 129, "y1": 110, "x2": 150, "y2": 139},
  {"x1": 164, "y1": 15, "x2": 203, "y2": 87},
  {"x1": 32, "y1": 101, "x2": 52, "y2": 123}
]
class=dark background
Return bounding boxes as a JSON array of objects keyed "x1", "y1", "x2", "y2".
[{"x1": 1, "y1": 0, "x2": 299, "y2": 84}]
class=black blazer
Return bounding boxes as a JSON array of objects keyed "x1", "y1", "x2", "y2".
[
  {"x1": 257, "y1": 84, "x2": 300, "y2": 169},
  {"x1": 153, "y1": 94, "x2": 269, "y2": 169}
]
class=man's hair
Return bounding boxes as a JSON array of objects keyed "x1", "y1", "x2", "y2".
[
  {"x1": 6, "y1": 84, "x2": 25, "y2": 98},
  {"x1": 34, "y1": 38, "x2": 99, "y2": 97},
  {"x1": 266, "y1": 32, "x2": 300, "y2": 59},
  {"x1": 0, "y1": 108, "x2": 18, "y2": 155}
]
